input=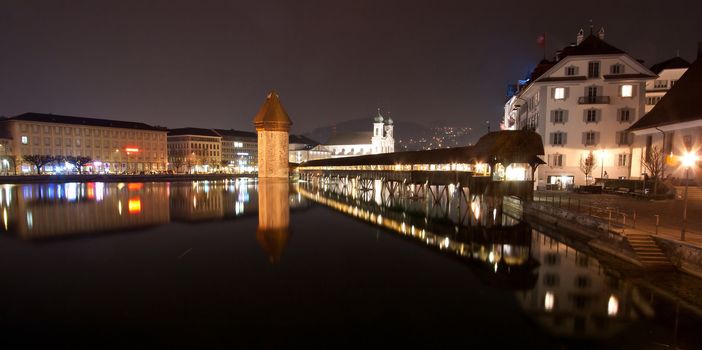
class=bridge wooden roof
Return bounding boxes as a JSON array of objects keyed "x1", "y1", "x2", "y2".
[{"x1": 299, "y1": 130, "x2": 545, "y2": 167}]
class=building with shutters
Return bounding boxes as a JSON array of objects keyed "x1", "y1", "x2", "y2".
[
  {"x1": 628, "y1": 47, "x2": 702, "y2": 183},
  {"x1": 502, "y1": 28, "x2": 656, "y2": 188},
  {"x1": 645, "y1": 56, "x2": 690, "y2": 113}
]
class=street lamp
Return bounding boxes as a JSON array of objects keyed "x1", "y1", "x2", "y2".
[
  {"x1": 600, "y1": 149, "x2": 606, "y2": 181},
  {"x1": 680, "y1": 151, "x2": 698, "y2": 241}
]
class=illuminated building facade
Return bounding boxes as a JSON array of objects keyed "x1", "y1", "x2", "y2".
[
  {"x1": 628, "y1": 52, "x2": 702, "y2": 182},
  {"x1": 214, "y1": 129, "x2": 258, "y2": 173},
  {"x1": 167, "y1": 128, "x2": 222, "y2": 173},
  {"x1": 288, "y1": 134, "x2": 330, "y2": 164},
  {"x1": 503, "y1": 28, "x2": 656, "y2": 188},
  {"x1": 323, "y1": 109, "x2": 395, "y2": 158},
  {"x1": 0, "y1": 112, "x2": 168, "y2": 173},
  {"x1": 645, "y1": 56, "x2": 690, "y2": 113}
]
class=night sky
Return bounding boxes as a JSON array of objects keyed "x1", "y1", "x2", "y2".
[{"x1": 1, "y1": 0, "x2": 701, "y2": 134}]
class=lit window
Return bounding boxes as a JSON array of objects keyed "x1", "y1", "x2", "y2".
[
  {"x1": 621, "y1": 84, "x2": 633, "y2": 97},
  {"x1": 21, "y1": 136, "x2": 28, "y2": 145},
  {"x1": 554, "y1": 87, "x2": 565, "y2": 100}
]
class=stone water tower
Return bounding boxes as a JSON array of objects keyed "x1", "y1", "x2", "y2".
[{"x1": 253, "y1": 91, "x2": 292, "y2": 178}]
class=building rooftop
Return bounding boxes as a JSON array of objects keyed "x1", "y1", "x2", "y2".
[
  {"x1": 289, "y1": 134, "x2": 319, "y2": 146},
  {"x1": 325, "y1": 131, "x2": 373, "y2": 145},
  {"x1": 629, "y1": 58, "x2": 702, "y2": 131},
  {"x1": 650, "y1": 56, "x2": 691, "y2": 74},
  {"x1": 558, "y1": 34, "x2": 625, "y2": 58},
  {"x1": 301, "y1": 130, "x2": 545, "y2": 167},
  {"x1": 214, "y1": 129, "x2": 257, "y2": 139},
  {"x1": 4, "y1": 112, "x2": 166, "y2": 131},
  {"x1": 168, "y1": 127, "x2": 221, "y2": 137}
]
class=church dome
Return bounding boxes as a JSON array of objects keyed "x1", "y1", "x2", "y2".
[
  {"x1": 374, "y1": 109, "x2": 384, "y2": 123},
  {"x1": 385, "y1": 117, "x2": 393, "y2": 125}
]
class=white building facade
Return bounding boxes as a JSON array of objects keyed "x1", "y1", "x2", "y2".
[
  {"x1": 645, "y1": 57, "x2": 690, "y2": 112},
  {"x1": 629, "y1": 51, "x2": 701, "y2": 184},
  {"x1": 503, "y1": 29, "x2": 656, "y2": 189},
  {"x1": 324, "y1": 110, "x2": 394, "y2": 158}
]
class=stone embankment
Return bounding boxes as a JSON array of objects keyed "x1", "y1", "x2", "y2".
[{"x1": 507, "y1": 196, "x2": 702, "y2": 278}]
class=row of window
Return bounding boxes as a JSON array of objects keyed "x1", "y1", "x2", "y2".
[
  {"x1": 646, "y1": 96, "x2": 663, "y2": 105},
  {"x1": 548, "y1": 153, "x2": 629, "y2": 167},
  {"x1": 652, "y1": 79, "x2": 678, "y2": 89},
  {"x1": 552, "y1": 84, "x2": 634, "y2": 101},
  {"x1": 169, "y1": 150, "x2": 221, "y2": 157},
  {"x1": 565, "y1": 61, "x2": 622, "y2": 77},
  {"x1": 167, "y1": 142, "x2": 220, "y2": 150},
  {"x1": 565, "y1": 62, "x2": 626, "y2": 77},
  {"x1": 20, "y1": 147, "x2": 166, "y2": 159},
  {"x1": 550, "y1": 108, "x2": 632, "y2": 124},
  {"x1": 549, "y1": 131, "x2": 632, "y2": 146},
  {"x1": 19, "y1": 135, "x2": 163, "y2": 150},
  {"x1": 19, "y1": 124, "x2": 165, "y2": 140}
]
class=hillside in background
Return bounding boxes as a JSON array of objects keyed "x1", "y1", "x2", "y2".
[{"x1": 302, "y1": 118, "x2": 479, "y2": 151}]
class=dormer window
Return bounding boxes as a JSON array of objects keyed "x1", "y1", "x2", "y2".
[
  {"x1": 588, "y1": 61, "x2": 600, "y2": 78},
  {"x1": 610, "y1": 64, "x2": 624, "y2": 74},
  {"x1": 565, "y1": 66, "x2": 578, "y2": 76}
]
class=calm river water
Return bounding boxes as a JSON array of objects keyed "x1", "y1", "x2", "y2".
[{"x1": 0, "y1": 179, "x2": 700, "y2": 348}]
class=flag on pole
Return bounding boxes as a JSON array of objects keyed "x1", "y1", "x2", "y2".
[{"x1": 536, "y1": 33, "x2": 546, "y2": 47}]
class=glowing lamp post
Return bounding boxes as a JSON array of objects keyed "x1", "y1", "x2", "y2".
[{"x1": 680, "y1": 151, "x2": 698, "y2": 241}]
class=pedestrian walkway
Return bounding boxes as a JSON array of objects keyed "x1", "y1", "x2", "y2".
[{"x1": 534, "y1": 188, "x2": 702, "y2": 247}]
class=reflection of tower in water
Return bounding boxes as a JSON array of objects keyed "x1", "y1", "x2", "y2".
[{"x1": 256, "y1": 179, "x2": 291, "y2": 264}]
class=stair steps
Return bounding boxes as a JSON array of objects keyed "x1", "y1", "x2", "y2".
[{"x1": 625, "y1": 233, "x2": 673, "y2": 270}]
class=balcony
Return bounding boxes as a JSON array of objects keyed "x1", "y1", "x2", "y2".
[{"x1": 578, "y1": 96, "x2": 610, "y2": 104}]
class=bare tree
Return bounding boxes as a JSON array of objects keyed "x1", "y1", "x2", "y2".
[
  {"x1": 171, "y1": 158, "x2": 184, "y2": 173},
  {"x1": 65, "y1": 156, "x2": 92, "y2": 174},
  {"x1": 22, "y1": 155, "x2": 55, "y2": 174},
  {"x1": 579, "y1": 151, "x2": 597, "y2": 185},
  {"x1": 642, "y1": 145, "x2": 667, "y2": 194}
]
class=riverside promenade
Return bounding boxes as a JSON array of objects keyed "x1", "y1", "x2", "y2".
[
  {"x1": 531, "y1": 186, "x2": 702, "y2": 278},
  {"x1": 535, "y1": 187, "x2": 702, "y2": 246}
]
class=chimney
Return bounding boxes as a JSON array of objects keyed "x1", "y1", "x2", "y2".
[
  {"x1": 598, "y1": 27, "x2": 605, "y2": 40},
  {"x1": 698, "y1": 41, "x2": 702, "y2": 59},
  {"x1": 576, "y1": 29, "x2": 584, "y2": 45}
]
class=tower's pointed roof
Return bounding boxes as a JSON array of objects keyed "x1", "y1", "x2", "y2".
[{"x1": 253, "y1": 90, "x2": 292, "y2": 129}]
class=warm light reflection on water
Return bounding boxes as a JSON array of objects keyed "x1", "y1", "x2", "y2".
[
  {"x1": 0, "y1": 179, "x2": 699, "y2": 347},
  {"x1": 0, "y1": 179, "x2": 308, "y2": 240}
]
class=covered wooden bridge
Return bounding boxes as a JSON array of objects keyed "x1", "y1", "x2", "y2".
[{"x1": 296, "y1": 130, "x2": 545, "y2": 202}]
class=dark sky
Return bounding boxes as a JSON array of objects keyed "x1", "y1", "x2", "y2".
[{"x1": 1, "y1": 0, "x2": 701, "y2": 133}]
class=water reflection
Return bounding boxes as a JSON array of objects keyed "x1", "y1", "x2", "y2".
[
  {"x1": 298, "y1": 181, "x2": 699, "y2": 345},
  {"x1": 516, "y1": 231, "x2": 645, "y2": 339},
  {"x1": 257, "y1": 179, "x2": 291, "y2": 263},
  {"x1": 0, "y1": 179, "x2": 307, "y2": 241}
]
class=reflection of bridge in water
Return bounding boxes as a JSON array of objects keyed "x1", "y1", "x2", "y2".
[
  {"x1": 298, "y1": 181, "x2": 539, "y2": 290},
  {"x1": 299, "y1": 182, "x2": 669, "y2": 342}
]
